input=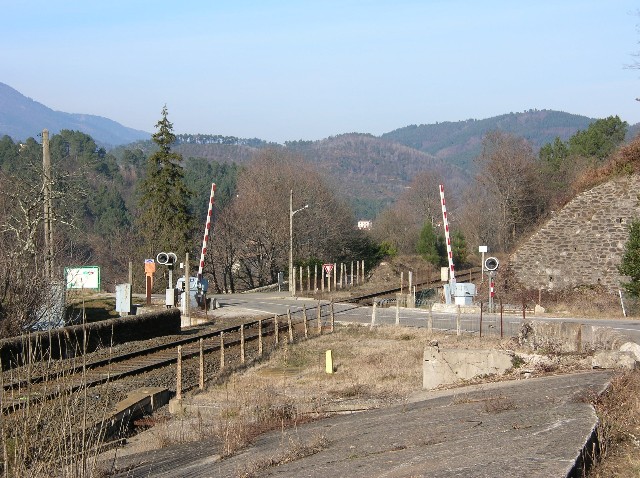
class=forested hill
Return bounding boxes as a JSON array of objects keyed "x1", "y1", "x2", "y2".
[
  {"x1": 0, "y1": 82, "x2": 150, "y2": 147},
  {"x1": 381, "y1": 110, "x2": 596, "y2": 171}
]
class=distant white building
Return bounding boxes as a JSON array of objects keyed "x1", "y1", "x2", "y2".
[{"x1": 357, "y1": 220, "x2": 372, "y2": 230}]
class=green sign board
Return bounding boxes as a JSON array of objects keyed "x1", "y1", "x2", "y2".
[{"x1": 65, "y1": 266, "x2": 101, "y2": 290}]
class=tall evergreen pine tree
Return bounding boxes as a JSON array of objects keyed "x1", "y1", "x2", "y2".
[{"x1": 138, "y1": 106, "x2": 194, "y2": 256}]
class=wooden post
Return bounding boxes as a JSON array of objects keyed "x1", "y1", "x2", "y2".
[
  {"x1": 185, "y1": 252, "x2": 190, "y2": 325},
  {"x1": 456, "y1": 306, "x2": 461, "y2": 336},
  {"x1": 321, "y1": 267, "x2": 325, "y2": 293},
  {"x1": 128, "y1": 261, "x2": 133, "y2": 314},
  {"x1": 303, "y1": 304, "x2": 308, "y2": 339},
  {"x1": 314, "y1": 264, "x2": 318, "y2": 291},
  {"x1": 287, "y1": 307, "x2": 293, "y2": 343},
  {"x1": 408, "y1": 271, "x2": 413, "y2": 293},
  {"x1": 258, "y1": 319, "x2": 263, "y2": 356},
  {"x1": 395, "y1": 300, "x2": 400, "y2": 326},
  {"x1": 146, "y1": 275, "x2": 152, "y2": 306},
  {"x1": 339, "y1": 263, "x2": 344, "y2": 288},
  {"x1": 356, "y1": 260, "x2": 360, "y2": 285},
  {"x1": 330, "y1": 300, "x2": 335, "y2": 332},
  {"x1": 274, "y1": 315, "x2": 279, "y2": 345},
  {"x1": 400, "y1": 271, "x2": 404, "y2": 294},
  {"x1": 240, "y1": 324, "x2": 245, "y2": 364},
  {"x1": 176, "y1": 345, "x2": 183, "y2": 400},
  {"x1": 317, "y1": 301, "x2": 322, "y2": 334},
  {"x1": 220, "y1": 332, "x2": 225, "y2": 369},
  {"x1": 428, "y1": 304, "x2": 433, "y2": 334},
  {"x1": 199, "y1": 339, "x2": 204, "y2": 390},
  {"x1": 299, "y1": 266, "x2": 303, "y2": 293},
  {"x1": 371, "y1": 300, "x2": 377, "y2": 328},
  {"x1": 500, "y1": 300, "x2": 504, "y2": 339},
  {"x1": 361, "y1": 260, "x2": 365, "y2": 283},
  {"x1": 307, "y1": 265, "x2": 311, "y2": 292},
  {"x1": 333, "y1": 262, "x2": 337, "y2": 290},
  {"x1": 350, "y1": 261, "x2": 354, "y2": 287}
]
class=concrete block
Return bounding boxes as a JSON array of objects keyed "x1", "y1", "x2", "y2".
[
  {"x1": 620, "y1": 342, "x2": 640, "y2": 361},
  {"x1": 423, "y1": 346, "x2": 513, "y2": 390},
  {"x1": 520, "y1": 320, "x2": 582, "y2": 352},
  {"x1": 534, "y1": 304, "x2": 545, "y2": 315},
  {"x1": 169, "y1": 398, "x2": 186, "y2": 415},
  {"x1": 592, "y1": 351, "x2": 637, "y2": 370}
]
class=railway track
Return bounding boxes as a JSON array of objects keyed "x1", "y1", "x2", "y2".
[
  {"x1": 2, "y1": 269, "x2": 482, "y2": 414},
  {"x1": 1, "y1": 304, "x2": 333, "y2": 414},
  {"x1": 346, "y1": 266, "x2": 483, "y2": 303}
]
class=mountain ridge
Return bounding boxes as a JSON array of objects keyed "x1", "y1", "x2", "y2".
[{"x1": 0, "y1": 82, "x2": 150, "y2": 147}]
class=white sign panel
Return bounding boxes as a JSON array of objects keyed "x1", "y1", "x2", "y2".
[{"x1": 65, "y1": 266, "x2": 101, "y2": 290}]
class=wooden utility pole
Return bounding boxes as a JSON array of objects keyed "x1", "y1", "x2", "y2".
[
  {"x1": 42, "y1": 129, "x2": 54, "y2": 279},
  {"x1": 185, "y1": 252, "x2": 190, "y2": 324}
]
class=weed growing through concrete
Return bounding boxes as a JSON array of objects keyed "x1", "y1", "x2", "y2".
[{"x1": 588, "y1": 370, "x2": 640, "y2": 477}]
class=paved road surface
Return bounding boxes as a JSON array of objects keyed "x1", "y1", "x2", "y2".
[
  {"x1": 110, "y1": 371, "x2": 611, "y2": 477},
  {"x1": 217, "y1": 292, "x2": 640, "y2": 342}
]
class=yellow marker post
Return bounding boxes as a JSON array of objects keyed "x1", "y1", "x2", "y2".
[{"x1": 325, "y1": 350, "x2": 334, "y2": 374}]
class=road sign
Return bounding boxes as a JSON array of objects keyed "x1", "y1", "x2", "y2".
[
  {"x1": 323, "y1": 263, "x2": 334, "y2": 275},
  {"x1": 144, "y1": 259, "x2": 156, "y2": 274}
]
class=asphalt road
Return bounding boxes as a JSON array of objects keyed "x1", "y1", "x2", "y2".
[{"x1": 215, "y1": 292, "x2": 640, "y2": 343}]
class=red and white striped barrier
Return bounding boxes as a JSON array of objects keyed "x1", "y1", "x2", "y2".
[
  {"x1": 439, "y1": 184, "x2": 456, "y2": 286},
  {"x1": 198, "y1": 183, "x2": 216, "y2": 280}
]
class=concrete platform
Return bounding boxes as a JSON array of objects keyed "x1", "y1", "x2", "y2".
[{"x1": 108, "y1": 371, "x2": 611, "y2": 477}]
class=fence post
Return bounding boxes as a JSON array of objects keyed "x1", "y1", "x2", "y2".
[
  {"x1": 240, "y1": 324, "x2": 245, "y2": 364},
  {"x1": 300, "y1": 266, "x2": 303, "y2": 293},
  {"x1": 274, "y1": 315, "x2": 279, "y2": 345},
  {"x1": 350, "y1": 261, "x2": 354, "y2": 287},
  {"x1": 362, "y1": 260, "x2": 365, "y2": 283},
  {"x1": 371, "y1": 300, "x2": 377, "y2": 329},
  {"x1": 303, "y1": 304, "x2": 308, "y2": 339},
  {"x1": 258, "y1": 319, "x2": 263, "y2": 356},
  {"x1": 307, "y1": 265, "x2": 311, "y2": 292},
  {"x1": 395, "y1": 300, "x2": 400, "y2": 326},
  {"x1": 199, "y1": 338, "x2": 204, "y2": 390},
  {"x1": 220, "y1": 332, "x2": 225, "y2": 369},
  {"x1": 314, "y1": 264, "x2": 318, "y2": 291},
  {"x1": 287, "y1": 307, "x2": 294, "y2": 343},
  {"x1": 330, "y1": 300, "x2": 335, "y2": 332},
  {"x1": 176, "y1": 345, "x2": 182, "y2": 400},
  {"x1": 317, "y1": 301, "x2": 322, "y2": 334},
  {"x1": 500, "y1": 300, "x2": 504, "y2": 339}
]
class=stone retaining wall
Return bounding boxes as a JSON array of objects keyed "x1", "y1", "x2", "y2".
[{"x1": 509, "y1": 174, "x2": 640, "y2": 292}]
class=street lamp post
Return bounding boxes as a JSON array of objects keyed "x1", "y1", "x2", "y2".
[{"x1": 289, "y1": 189, "x2": 309, "y2": 297}]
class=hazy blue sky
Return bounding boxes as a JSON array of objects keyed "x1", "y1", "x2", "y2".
[{"x1": 2, "y1": 1, "x2": 639, "y2": 143}]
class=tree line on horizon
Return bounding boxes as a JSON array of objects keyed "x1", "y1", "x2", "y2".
[{"x1": 0, "y1": 107, "x2": 635, "y2": 336}]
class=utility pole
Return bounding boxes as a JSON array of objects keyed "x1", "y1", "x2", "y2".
[
  {"x1": 289, "y1": 189, "x2": 308, "y2": 297},
  {"x1": 42, "y1": 129, "x2": 54, "y2": 280}
]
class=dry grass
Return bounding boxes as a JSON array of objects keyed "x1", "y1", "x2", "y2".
[
  {"x1": 588, "y1": 370, "x2": 640, "y2": 477},
  {"x1": 120, "y1": 324, "x2": 589, "y2": 464}
]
